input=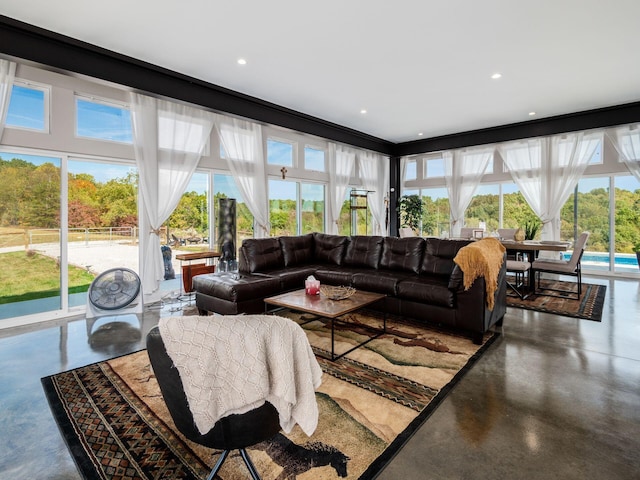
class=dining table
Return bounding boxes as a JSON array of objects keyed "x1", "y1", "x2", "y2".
[{"x1": 500, "y1": 239, "x2": 572, "y2": 293}]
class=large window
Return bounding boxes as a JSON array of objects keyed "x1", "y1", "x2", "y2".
[
  {"x1": 420, "y1": 188, "x2": 449, "y2": 237},
  {"x1": 6, "y1": 81, "x2": 49, "y2": 132},
  {"x1": 304, "y1": 146, "x2": 325, "y2": 172},
  {"x1": 466, "y1": 184, "x2": 499, "y2": 232},
  {"x1": 301, "y1": 183, "x2": 325, "y2": 233},
  {"x1": 267, "y1": 139, "x2": 294, "y2": 167},
  {"x1": 75, "y1": 96, "x2": 133, "y2": 143},
  {"x1": 269, "y1": 180, "x2": 297, "y2": 236},
  {"x1": 268, "y1": 180, "x2": 325, "y2": 236},
  {"x1": 66, "y1": 158, "x2": 139, "y2": 307}
]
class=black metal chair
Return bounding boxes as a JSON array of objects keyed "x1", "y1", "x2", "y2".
[
  {"x1": 146, "y1": 327, "x2": 281, "y2": 480},
  {"x1": 531, "y1": 232, "x2": 590, "y2": 299}
]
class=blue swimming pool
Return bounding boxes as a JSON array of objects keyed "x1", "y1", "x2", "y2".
[{"x1": 562, "y1": 251, "x2": 639, "y2": 269}]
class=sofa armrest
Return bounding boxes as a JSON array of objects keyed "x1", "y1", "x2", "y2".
[{"x1": 448, "y1": 265, "x2": 465, "y2": 292}]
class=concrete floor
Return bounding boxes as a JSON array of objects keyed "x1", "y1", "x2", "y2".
[{"x1": 0, "y1": 276, "x2": 638, "y2": 479}]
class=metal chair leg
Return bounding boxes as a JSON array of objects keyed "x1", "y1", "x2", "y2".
[
  {"x1": 207, "y1": 450, "x2": 230, "y2": 480},
  {"x1": 240, "y1": 448, "x2": 261, "y2": 480}
]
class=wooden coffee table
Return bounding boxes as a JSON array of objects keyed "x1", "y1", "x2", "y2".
[{"x1": 264, "y1": 288, "x2": 386, "y2": 361}]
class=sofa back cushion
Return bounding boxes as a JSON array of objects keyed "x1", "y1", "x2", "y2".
[
  {"x1": 344, "y1": 235, "x2": 384, "y2": 269},
  {"x1": 240, "y1": 237, "x2": 284, "y2": 272},
  {"x1": 420, "y1": 238, "x2": 471, "y2": 276},
  {"x1": 380, "y1": 237, "x2": 425, "y2": 273},
  {"x1": 279, "y1": 233, "x2": 314, "y2": 267},
  {"x1": 313, "y1": 233, "x2": 349, "y2": 265}
]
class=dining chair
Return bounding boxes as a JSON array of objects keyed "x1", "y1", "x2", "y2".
[
  {"x1": 505, "y1": 258, "x2": 531, "y2": 299},
  {"x1": 497, "y1": 228, "x2": 517, "y2": 240},
  {"x1": 531, "y1": 232, "x2": 590, "y2": 299},
  {"x1": 459, "y1": 227, "x2": 475, "y2": 239},
  {"x1": 399, "y1": 227, "x2": 416, "y2": 238}
]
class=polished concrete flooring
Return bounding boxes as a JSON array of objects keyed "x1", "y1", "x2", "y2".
[{"x1": 0, "y1": 276, "x2": 639, "y2": 479}]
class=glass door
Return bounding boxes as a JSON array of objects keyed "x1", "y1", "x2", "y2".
[{"x1": 0, "y1": 151, "x2": 62, "y2": 319}]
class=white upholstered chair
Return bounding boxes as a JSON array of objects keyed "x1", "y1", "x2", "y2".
[
  {"x1": 459, "y1": 227, "x2": 475, "y2": 239},
  {"x1": 498, "y1": 228, "x2": 518, "y2": 240},
  {"x1": 505, "y1": 259, "x2": 532, "y2": 299},
  {"x1": 531, "y1": 232, "x2": 590, "y2": 299},
  {"x1": 399, "y1": 227, "x2": 416, "y2": 238}
]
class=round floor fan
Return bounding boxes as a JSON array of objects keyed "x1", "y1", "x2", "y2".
[{"x1": 88, "y1": 268, "x2": 141, "y2": 311}]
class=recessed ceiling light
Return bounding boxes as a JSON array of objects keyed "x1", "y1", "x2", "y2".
[
  {"x1": 360, "y1": 109, "x2": 367, "y2": 114},
  {"x1": 491, "y1": 73, "x2": 502, "y2": 79},
  {"x1": 418, "y1": 132, "x2": 424, "y2": 136},
  {"x1": 529, "y1": 111, "x2": 536, "y2": 116},
  {"x1": 237, "y1": 58, "x2": 247, "y2": 65}
]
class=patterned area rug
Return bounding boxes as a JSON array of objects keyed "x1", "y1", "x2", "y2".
[
  {"x1": 42, "y1": 311, "x2": 498, "y2": 480},
  {"x1": 506, "y1": 279, "x2": 606, "y2": 321}
]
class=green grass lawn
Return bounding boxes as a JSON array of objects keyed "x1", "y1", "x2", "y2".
[{"x1": 0, "y1": 251, "x2": 95, "y2": 304}]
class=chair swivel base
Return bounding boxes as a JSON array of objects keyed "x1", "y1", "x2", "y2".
[{"x1": 207, "y1": 448, "x2": 262, "y2": 480}]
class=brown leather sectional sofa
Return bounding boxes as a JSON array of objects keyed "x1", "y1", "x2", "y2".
[{"x1": 192, "y1": 232, "x2": 507, "y2": 343}]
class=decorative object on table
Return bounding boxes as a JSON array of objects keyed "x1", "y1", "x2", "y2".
[
  {"x1": 473, "y1": 229, "x2": 484, "y2": 240},
  {"x1": 514, "y1": 227, "x2": 526, "y2": 242},
  {"x1": 319, "y1": 285, "x2": 356, "y2": 300},
  {"x1": 305, "y1": 275, "x2": 321, "y2": 295},
  {"x1": 524, "y1": 219, "x2": 541, "y2": 240}
]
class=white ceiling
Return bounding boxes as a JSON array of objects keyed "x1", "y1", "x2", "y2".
[{"x1": 2, "y1": 0, "x2": 640, "y2": 143}]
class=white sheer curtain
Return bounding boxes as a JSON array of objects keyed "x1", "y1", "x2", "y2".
[
  {"x1": 130, "y1": 93, "x2": 215, "y2": 299},
  {"x1": 444, "y1": 147, "x2": 493, "y2": 237},
  {"x1": 610, "y1": 124, "x2": 640, "y2": 181},
  {"x1": 499, "y1": 131, "x2": 602, "y2": 240},
  {"x1": 0, "y1": 60, "x2": 17, "y2": 142},
  {"x1": 358, "y1": 150, "x2": 390, "y2": 235},
  {"x1": 327, "y1": 143, "x2": 356, "y2": 234},
  {"x1": 215, "y1": 116, "x2": 270, "y2": 237}
]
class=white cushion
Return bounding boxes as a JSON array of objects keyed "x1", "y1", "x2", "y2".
[{"x1": 506, "y1": 260, "x2": 531, "y2": 272}]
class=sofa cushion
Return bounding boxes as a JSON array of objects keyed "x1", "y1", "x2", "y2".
[
  {"x1": 380, "y1": 237, "x2": 425, "y2": 274},
  {"x1": 279, "y1": 233, "x2": 314, "y2": 267},
  {"x1": 192, "y1": 273, "x2": 281, "y2": 303},
  {"x1": 313, "y1": 233, "x2": 349, "y2": 265},
  {"x1": 396, "y1": 276, "x2": 456, "y2": 308},
  {"x1": 260, "y1": 265, "x2": 319, "y2": 291},
  {"x1": 352, "y1": 271, "x2": 414, "y2": 295},
  {"x1": 343, "y1": 235, "x2": 384, "y2": 269},
  {"x1": 420, "y1": 238, "x2": 471, "y2": 276},
  {"x1": 314, "y1": 267, "x2": 361, "y2": 286},
  {"x1": 241, "y1": 238, "x2": 284, "y2": 273}
]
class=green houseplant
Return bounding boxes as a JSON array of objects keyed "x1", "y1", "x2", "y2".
[
  {"x1": 398, "y1": 194, "x2": 422, "y2": 233},
  {"x1": 524, "y1": 219, "x2": 541, "y2": 240}
]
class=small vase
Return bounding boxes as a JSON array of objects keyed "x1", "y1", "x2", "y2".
[{"x1": 514, "y1": 228, "x2": 525, "y2": 242}]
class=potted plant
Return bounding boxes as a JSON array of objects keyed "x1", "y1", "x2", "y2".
[
  {"x1": 398, "y1": 194, "x2": 422, "y2": 234},
  {"x1": 634, "y1": 240, "x2": 640, "y2": 270},
  {"x1": 524, "y1": 219, "x2": 541, "y2": 240}
]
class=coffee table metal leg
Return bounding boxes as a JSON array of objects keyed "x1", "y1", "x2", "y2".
[{"x1": 329, "y1": 311, "x2": 386, "y2": 361}]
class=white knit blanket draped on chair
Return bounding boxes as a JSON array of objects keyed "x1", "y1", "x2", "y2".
[{"x1": 158, "y1": 315, "x2": 323, "y2": 436}]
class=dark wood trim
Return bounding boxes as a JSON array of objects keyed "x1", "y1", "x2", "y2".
[
  {"x1": 0, "y1": 15, "x2": 394, "y2": 155},
  {"x1": 394, "y1": 101, "x2": 640, "y2": 157},
  {"x1": 3, "y1": 14, "x2": 640, "y2": 211}
]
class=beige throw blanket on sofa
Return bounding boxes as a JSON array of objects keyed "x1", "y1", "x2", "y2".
[
  {"x1": 158, "y1": 315, "x2": 323, "y2": 436},
  {"x1": 453, "y1": 237, "x2": 506, "y2": 311}
]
